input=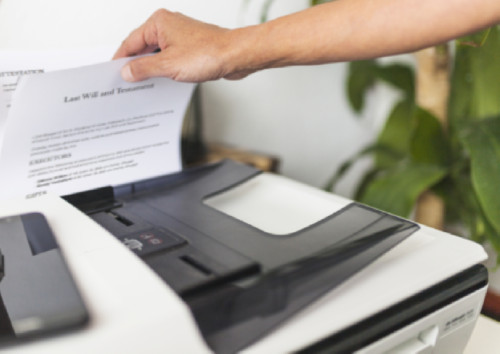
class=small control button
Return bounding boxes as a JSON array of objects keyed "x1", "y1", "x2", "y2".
[{"x1": 118, "y1": 228, "x2": 185, "y2": 257}]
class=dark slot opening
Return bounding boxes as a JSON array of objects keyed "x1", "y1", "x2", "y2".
[
  {"x1": 108, "y1": 211, "x2": 134, "y2": 227},
  {"x1": 181, "y1": 255, "x2": 213, "y2": 276}
]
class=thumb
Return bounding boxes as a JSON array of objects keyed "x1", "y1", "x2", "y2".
[{"x1": 120, "y1": 55, "x2": 167, "y2": 82}]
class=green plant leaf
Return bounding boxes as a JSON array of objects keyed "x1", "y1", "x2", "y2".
[
  {"x1": 458, "y1": 28, "x2": 492, "y2": 48},
  {"x1": 347, "y1": 60, "x2": 377, "y2": 112},
  {"x1": 359, "y1": 162, "x2": 446, "y2": 217},
  {"x1": 346, "y1": 61, "x2": 414, "y2": 113},
  {"x1": 448, "y1": 40, "x2": 473, "y2": 130},
  {"x1": 323, "y1": 143, "x2": 402, "y2": 192},
  {"x1": 259, "y1": 0, "x2": 276, "y2": 22},
  {"x1": 310, "y1": 0, "x2": 333, "y2": 5},
  {"x1": 354, "y1": 167, "x2": 383, "y2": 201},
  {"x1": 375, "y1": 99, "x2": 415, "y2": 168},
  {"x1": 443, "y1": 171, "x2": 500, "y2": 252},
  {"x1": 375, "y1": 64, "x2": 415, "y2": 100},
  {"x1": 449, "y1": 26, "x2": 500, "y2": 129},
  {"x1": 410, "y1": 107, "x2": 449, "y2": 166},
  {"x1": 459, "y1": 117, "x2": 500, "y2": 236}
]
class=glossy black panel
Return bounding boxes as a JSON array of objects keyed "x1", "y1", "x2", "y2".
[{"x1": 0, "y1": 213, "x2": 88, "y2": 345}]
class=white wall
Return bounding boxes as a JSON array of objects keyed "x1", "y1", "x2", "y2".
[{"x1": 0, "y1": 0, "x2": 391, "y2": 196}]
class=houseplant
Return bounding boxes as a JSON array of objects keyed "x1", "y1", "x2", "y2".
[
  {"x1": 248, "y1": 0, "x2": 500, "y2": 258},
  {"x1": 332, "y1": 27, "x2": 500, "y2": 259}
]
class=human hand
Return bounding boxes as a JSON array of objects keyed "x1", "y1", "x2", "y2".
[{"x1": 113, "y1": 9, "x2": 246, "y2": 83}]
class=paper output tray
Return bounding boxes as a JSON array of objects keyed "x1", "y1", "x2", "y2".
[{"x1": 64, "y1": 159, "x2": 420, "y2": 353}]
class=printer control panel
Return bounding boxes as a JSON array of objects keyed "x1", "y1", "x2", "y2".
[{"x1": 116, "y1": 227, "x2": 186, "y2": 257}]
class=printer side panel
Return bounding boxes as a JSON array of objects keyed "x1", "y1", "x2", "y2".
[{"x1": 355, "y1": 286, "x2": 487, "y2": 354}]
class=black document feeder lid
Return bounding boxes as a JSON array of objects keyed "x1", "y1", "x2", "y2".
[{"x1": 64, "y1": 159, "x2": 420, "y2": 354}]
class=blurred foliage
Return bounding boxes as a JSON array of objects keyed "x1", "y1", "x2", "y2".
[
  {"x1": 336, "y1": 26, "x2": 500, "y2": 257},
  {"x1": 247, "y1": 0, "x2": 500, "y2": 255}
]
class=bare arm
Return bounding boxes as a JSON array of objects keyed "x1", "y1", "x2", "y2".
[{"x1": 114, "y1": 0, "x2": 500, "y2": 82}]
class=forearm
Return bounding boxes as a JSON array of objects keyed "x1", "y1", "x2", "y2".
[
  {"x1": 114, "y1": 0, "x2": 500, "y2": 82},
  {"x1": 225, "y1": 0, "x2": 500, "y2": 75}
]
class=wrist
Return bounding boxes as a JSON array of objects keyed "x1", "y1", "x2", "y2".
[
  {"x1": 220, "y1": 10, "x2": 324, "y2": 79},
  {"x1": 221, "y1": 22, "x2": 285, "y2": 79}
]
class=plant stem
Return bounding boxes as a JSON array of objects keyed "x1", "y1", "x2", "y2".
[
  {"x1": 414, "y1": 44, "x2": 451, "y2": 229},
  {"x1": 415, "y1": 44, "x2": 450, "y2": 129}
]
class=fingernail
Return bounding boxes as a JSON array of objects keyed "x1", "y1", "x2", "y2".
[{"x1": 121, "y1": 64, "x2": 134, "y2": 82}]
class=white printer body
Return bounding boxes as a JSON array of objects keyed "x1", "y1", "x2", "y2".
[{"x1": 0, "y1": 160, "x2": 488, "y2": 353}]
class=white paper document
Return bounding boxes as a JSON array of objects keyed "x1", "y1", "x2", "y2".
[
  {"x1": 0, "y1": 48, "x2": 114, "y2": 143},
  {"x1": 0, "y1": 57, "x2": 194, "y2": 200}
]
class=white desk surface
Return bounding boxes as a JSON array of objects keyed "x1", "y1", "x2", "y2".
[{"x1": 465, "y1": 315, "x2": 500, "y2": 353}]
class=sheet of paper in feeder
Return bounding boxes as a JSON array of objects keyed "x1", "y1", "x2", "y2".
[{"x1": 0, "y1": 57, "x2": 194, "y2": 200}]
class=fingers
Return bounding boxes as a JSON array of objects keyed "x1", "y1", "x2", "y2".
[
  {"x1": 115, "y1": 9, "x2": 237, "y2": 83},
  {"x1": 113, "y1": 25, "x2": 156, "y2": 59},
  {"x1": 113, "y1": 9, "x2": 170, "y2": 59},
  {"x1": 113, "y1": 10, "x2": 169, "y2": 79},
  {"x1": 121, "y1": 54, "x2": 171, "y2": 82}
]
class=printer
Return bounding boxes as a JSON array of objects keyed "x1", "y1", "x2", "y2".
[{"x1": 0, "y1": 159, "x2": 488, "y2": 353}]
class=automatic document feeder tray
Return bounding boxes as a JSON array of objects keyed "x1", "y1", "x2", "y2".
[{"x1": 63, "y1": 159, "x2": 488, "y2": 353}]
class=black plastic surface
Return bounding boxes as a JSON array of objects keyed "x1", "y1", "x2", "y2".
[
  {"x1": 186, "y1": 210, "x2": 418, "y2": 354},
  {"x1": 65, "y1": 159, "x2": 421, "y2": 353},
  {"x1": 0, "y1": 213, "x2": 88, "y2": 346}
]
